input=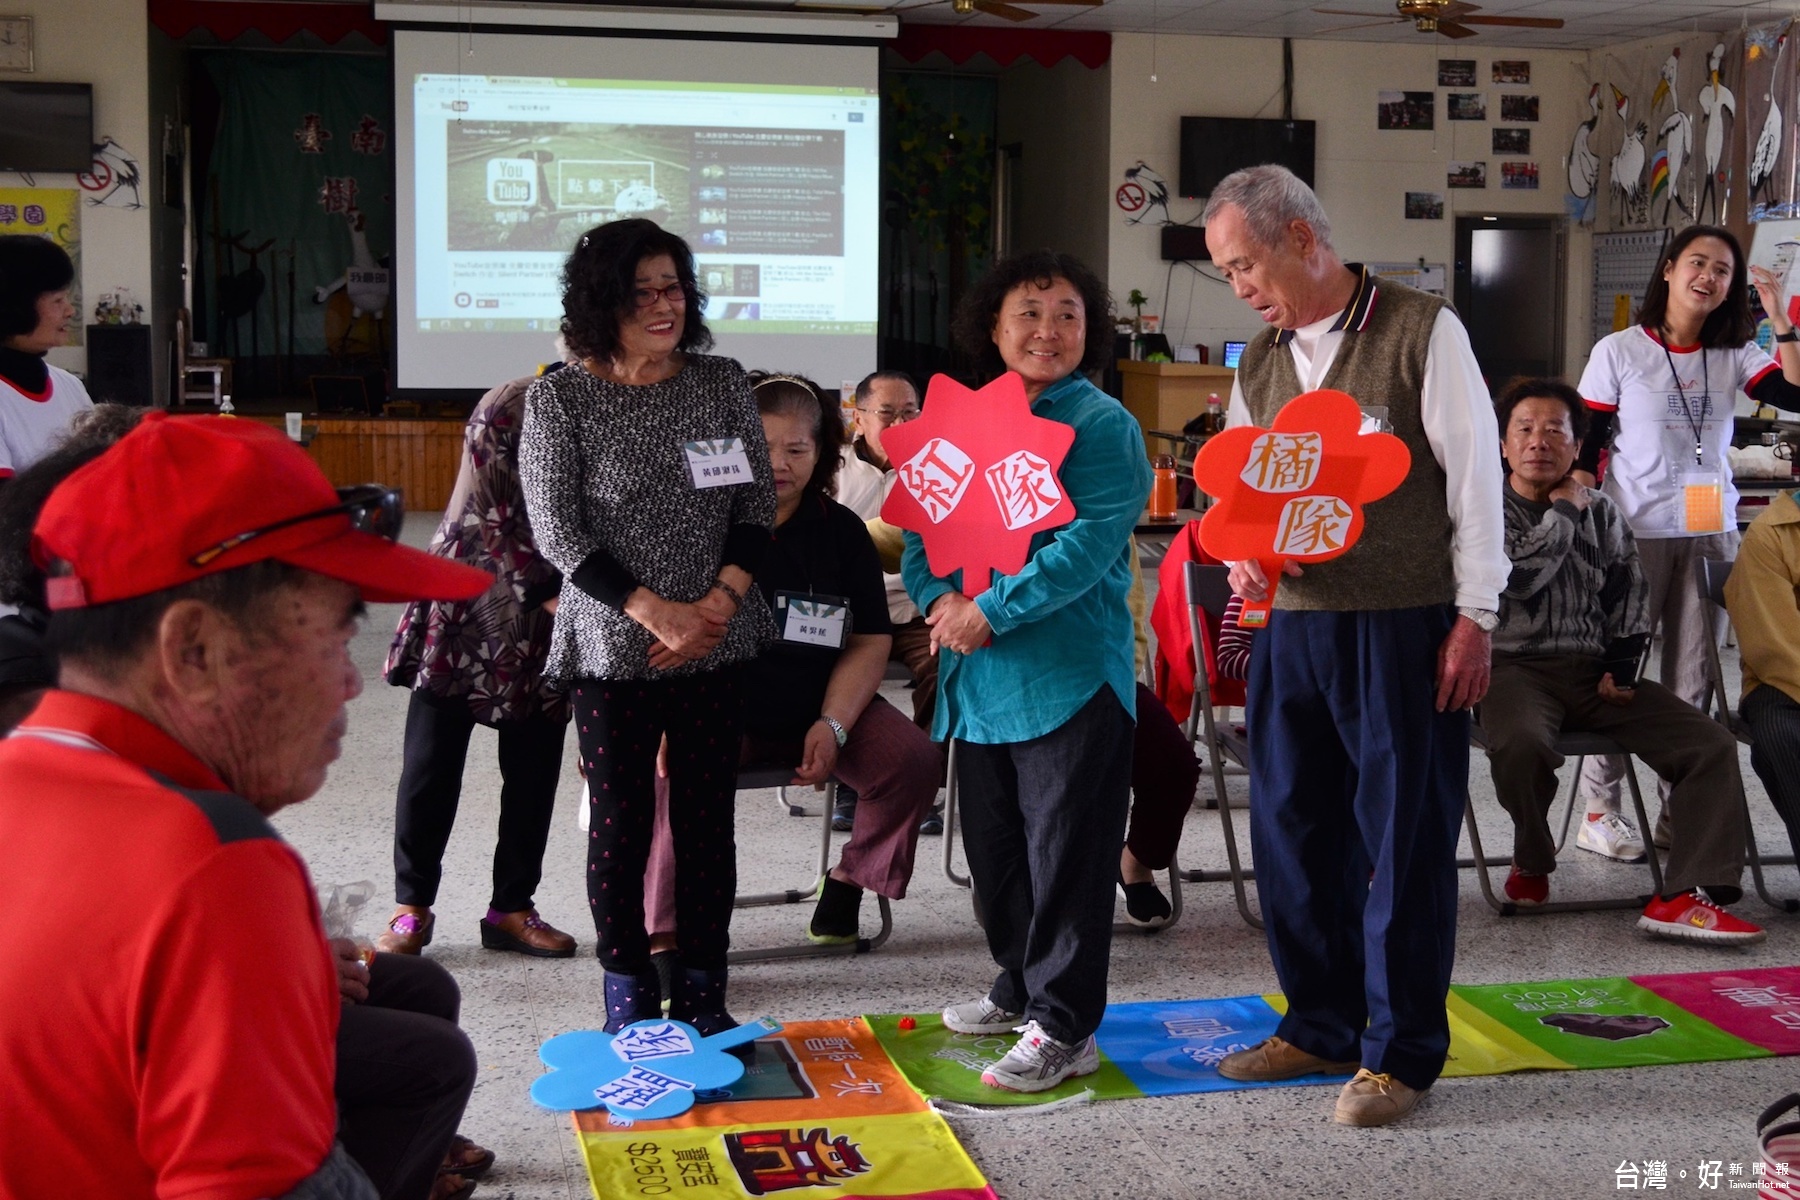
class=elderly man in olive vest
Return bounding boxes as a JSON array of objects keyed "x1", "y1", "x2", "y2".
[{"x1": 1201, "y1": 165, "x2": 1508, "y2": 1127}]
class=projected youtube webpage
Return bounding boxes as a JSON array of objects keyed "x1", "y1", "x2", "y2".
[{"x1": 412, "y1": 75, "x2": 879, "y2": 338}]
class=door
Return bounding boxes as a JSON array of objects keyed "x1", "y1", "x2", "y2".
[{"x1": 1454, "y1": 215, "x2": 1566, "y2": 390}]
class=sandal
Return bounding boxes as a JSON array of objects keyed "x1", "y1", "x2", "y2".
[
  {"x1": 374, "y1": 907, "x2": 434, "y2": 955},
  {"x1": 435, "y1": 1137, "x2": 493, "y2": 1180},
  {"x1": 440, "y1": 1134, "x2": 494, "y2": 1181}
]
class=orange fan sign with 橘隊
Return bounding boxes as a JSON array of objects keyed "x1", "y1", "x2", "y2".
[{"x1": 1192, "y1": 389, "x2": 1410, "y2": 627}]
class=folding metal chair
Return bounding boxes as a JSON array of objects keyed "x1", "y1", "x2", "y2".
[
  {"x1": 729, "y1": 765, "x2": 893, "y2": 963},
  {"x1": 1174, "y1": 561, "x2": 1261, "y2": 929},
  {"x1": 939, "y1": 741, "x2": 1187, "y2": 935},
  {"x1": 1695, "y1": 557, "x2": 1800, "y2": 914},
  {"x1": 1464, "y1": 723, "x2": 1665, "y2": 915}
]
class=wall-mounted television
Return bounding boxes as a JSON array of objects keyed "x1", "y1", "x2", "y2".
[
  {"x1": 1179, "y1": 116, "x2": 1316, "y2": 201},
  {"x1": 0, "y1": 83, "x2": 93, "y2": 174}
]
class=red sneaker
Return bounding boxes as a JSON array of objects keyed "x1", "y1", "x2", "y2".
[
  {"x1": 1504, "y1": 865, "x2": 1548, "y2": 906},
  {"x1": 1638, "y1": 890, "x2": 1766, "y2": 945}
]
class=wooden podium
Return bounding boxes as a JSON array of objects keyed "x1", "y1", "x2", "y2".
[{"x1": 1116, "y1": 361, "x2": 1236, "y2": 456}]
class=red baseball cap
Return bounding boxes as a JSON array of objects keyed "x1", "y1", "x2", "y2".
[{"x1": 32, "y1": 412, "x2": 493, "y2": 609}]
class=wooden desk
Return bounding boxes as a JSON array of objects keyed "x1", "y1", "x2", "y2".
[
  {"x1": 178, "y1": 412, "x2": 466, "y2": 513},
  {"x1": 1117, "y1": 361, "x2": 1235, "y2": 457}
]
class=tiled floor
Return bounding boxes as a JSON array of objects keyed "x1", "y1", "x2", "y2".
[{"x1": 278, "y1": 516, "x2": 1800, "y2": 1200}]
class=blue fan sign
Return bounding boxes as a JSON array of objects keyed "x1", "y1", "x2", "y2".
[{"x1": 531, "y1": 1017, "x2": 782, "y2": 1121}]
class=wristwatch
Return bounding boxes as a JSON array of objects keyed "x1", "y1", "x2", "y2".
[
  {"x1": 1776, "y1": 328, "x2": 1800, "y2": 344},
  {"x1": 1457, "y1": 606, "x2": 1500, "y2": 633},
  {"x1": 818, "y1": 715, "x2": 848, "y2": 748}
]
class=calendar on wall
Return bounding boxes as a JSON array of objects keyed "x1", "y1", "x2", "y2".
[{"x1": 1591, "y1": 230, "x2": 1671, "y2": 346}]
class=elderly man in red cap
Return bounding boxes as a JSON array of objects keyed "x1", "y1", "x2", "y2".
[{"x1": 0, "y1": 413, "x2": 491, "y2": 1200}]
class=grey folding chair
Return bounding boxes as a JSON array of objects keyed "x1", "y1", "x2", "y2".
[
  {"x1": 1695, "y1": 557, "x2": 1800, "y2": 914},
  {"x1": 1465, "y1": 723, "x2": 1665, "y2": 916},
  {"x1": 1174, "y1": 560, "x2": 1261, "y2": 930},
  {"x1": 729, "y1": 765, "x2": 893, "y2": 963}
]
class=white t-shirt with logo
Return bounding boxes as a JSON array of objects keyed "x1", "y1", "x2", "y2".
[
  {"x1": 1578, "y1": 326, "x2": 1776, "y2": 538},
  {"x1": 0, "y1": 365, "x2": 92, "y2": 478}
]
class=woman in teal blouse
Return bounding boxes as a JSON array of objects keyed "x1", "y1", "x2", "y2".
[{"x1": 903, "y1": 250, "x2": 1152, "y2": 1094}]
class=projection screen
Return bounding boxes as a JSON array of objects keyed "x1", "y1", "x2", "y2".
[{"x1": 394, "y1": 29, "x2": 881, "y2": 393}]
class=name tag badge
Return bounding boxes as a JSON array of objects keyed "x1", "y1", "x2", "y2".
[
  {"x1": 775, "y1": 591, "x2": 851, "y2": 649},
  {"x1": 1681, "y1": 469, "x2": 1727, "y2": 534},
  {"x1": 684, "y1": 437, "x2": 752, "y2": 489}
]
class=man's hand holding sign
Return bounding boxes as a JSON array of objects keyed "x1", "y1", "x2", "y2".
[
  {"x1": 1193, "y1": 389, "x2": 1410, "y2": 624},
  {"x1": 879, "y1": 373, "x2": 1076, "y2": 656}
]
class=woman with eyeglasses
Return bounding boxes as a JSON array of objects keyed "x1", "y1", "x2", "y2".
[
  {"x1": 520, "y1": 219, "x2": 776, "y2": 1036},
  {"x1": 1572, "y1": 225, "x2": 1800, "y2": 853}
]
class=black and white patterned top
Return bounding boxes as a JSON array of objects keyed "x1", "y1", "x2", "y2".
[{"x1": 519, "y1": 353, "x2": 778, "y2": 682}]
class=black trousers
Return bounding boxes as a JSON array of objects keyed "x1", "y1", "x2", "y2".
[
  {"x1": 392, "y1": 690, "x2": 567, "y2": 912},
  {"x1": 955, "y1": 686, "x2": 1135, "y2": 1044},
  {"x1": 572, "y1": 668, "x2": 744, "y2": 973},
  {"x1": 1744, "y1": 683, "x2": 1800, "y2": 862},
  {"x1": 337, "y1": 953, "x2": 477, "y2": 1200}
]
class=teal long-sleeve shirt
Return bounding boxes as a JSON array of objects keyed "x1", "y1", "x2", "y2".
[{"x1": 901, "y1": 371, "x2": 1153, "y2": 745}]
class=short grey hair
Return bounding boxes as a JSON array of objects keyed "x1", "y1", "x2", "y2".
[{"x1": 1203, "y1": 164, "x2": 1333, "y2": 252}]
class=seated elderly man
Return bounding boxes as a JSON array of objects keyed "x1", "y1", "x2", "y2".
[
  {"x1": 0, "y1": 414, "x2": 491, "y2": 1200},
  {"x1": 1725, "y1": 479, "x2": 1800, "y2": 861},
  {"x1": 1483, "y1": 378, "x2": 1760, "y2": 943}
]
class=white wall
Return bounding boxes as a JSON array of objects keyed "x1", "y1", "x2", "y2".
[
  {"x1": 0, "y1": 0, "x2": 151, "y2": 377},
  {"x1": 996, "y1": 56, "x2": 1111, "y2": 277},
  {"x1": 1105, "y1": 33, "x2": 1592, "y2": 377}
]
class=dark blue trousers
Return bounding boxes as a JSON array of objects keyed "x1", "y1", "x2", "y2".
[{"x1": 1247, "y1": 605, "x2": 1468, "y2": 1091}]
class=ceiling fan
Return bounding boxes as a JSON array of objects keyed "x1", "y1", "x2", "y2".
[
  {"x1": 891, "y1": 0, "x2": 1103, "y2": 23},
  {"x1": 1312, "y1": 0, "x2": 1563, "y2": 39}
]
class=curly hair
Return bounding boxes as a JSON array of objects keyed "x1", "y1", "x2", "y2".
[
  {"x1": 559, "y1": 219, "x2": 712, "y2": 364},
  {"x1": 0, "y1": 235, "x2": 74, "y2": 341},
  {"x1": 1637, "y1": 225, "x2": 1754, "y2": 349},
  {"x1": 0, "y1": 405, "x2": 147, "y2": 610},
  {"x1": 1493, "y1": 377, "x2": 1590, "y2": 444},
  {"x1": 750, "y1": 371, "x2": 843, "y2": 499},
  {"x1": 951, "y1": 249, "x2": 1115, "y2": 381}
]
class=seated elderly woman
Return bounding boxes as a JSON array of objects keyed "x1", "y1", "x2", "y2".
[{"x1": 645, "y1": 372, "x2": 941, "y2": 947}]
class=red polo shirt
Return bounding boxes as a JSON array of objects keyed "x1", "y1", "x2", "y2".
[{"x1": 0, "y1": 691, "x2": 340, "y2": 1200}]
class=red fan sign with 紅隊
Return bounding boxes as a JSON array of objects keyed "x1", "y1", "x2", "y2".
[
  {"x1": 878, "y1": 373, "x2": 1076, "y2": 597},
  {"x1": 1192, "y1": 389, "x2": 1410, "y2": 627}
]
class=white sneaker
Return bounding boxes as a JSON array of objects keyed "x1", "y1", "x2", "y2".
[
  {"x1": 1576, "y1": 812, "x2": 1646, "y2": 863},
  {"x1": 981, "y1": 1021, "x2": 1099, "y2": 1093},
  {"x1": 942, "y1": 996, "x2": 1023, "y2": 1035}
]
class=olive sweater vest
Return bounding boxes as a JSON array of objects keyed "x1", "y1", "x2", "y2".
[{"x1": 1236, "y1": 276, "x2": 1456, "y2": 611}]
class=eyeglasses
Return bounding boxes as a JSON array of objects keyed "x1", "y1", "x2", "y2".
[
  {"x1": 188, "y1": 484, "x2": 404, "y2": 567},
  {"x1": 856, "y1": 405, "x2": 920, "y2": 426},
  {"x1": 632, "y1": 282, "x2": 687, "y2": 308}
]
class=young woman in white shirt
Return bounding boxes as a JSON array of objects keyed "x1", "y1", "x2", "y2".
[{"x1": 1574, "y1": 224, "x2": 1800, "y2": 853}]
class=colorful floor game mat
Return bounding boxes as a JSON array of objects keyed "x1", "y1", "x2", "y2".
[
  {"x1": 869, "y1": 966, "x2": 1800, "y2": 1108},
  {"x1": 568, "y1": 968, "x2": 1800, "y2": 1196},
  {"x1": 571, "y1": 1016, "x2": 998, "y2": 1199}
]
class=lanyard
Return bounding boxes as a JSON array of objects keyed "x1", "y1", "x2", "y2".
[{"x1": 1660, "y1": 341, "x2": 1710, "y2": 466}]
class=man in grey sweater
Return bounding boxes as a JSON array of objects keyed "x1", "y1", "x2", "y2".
[{"x1": 1484, "y1": 378, "x2": 1760, "y2": 942}]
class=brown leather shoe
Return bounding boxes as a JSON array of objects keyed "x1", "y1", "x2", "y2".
[
  {"x1": 1216, "y1": 1036, "x2": 1360, "y2": 1082},
  {"x1": 479, "y1": 908, "x2": 577, "y2": 958},
  {"x1": 374, "y1": 907, "x2": 434, "y2": 955},
  {"x1": 1333, "y1": 1068, "x2": 1428, "y2": 1126}
]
